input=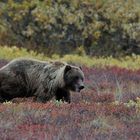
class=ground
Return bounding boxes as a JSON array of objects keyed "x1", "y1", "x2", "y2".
[{"x1": 0, "y1": 59, "x2": 140, "y2": 140}]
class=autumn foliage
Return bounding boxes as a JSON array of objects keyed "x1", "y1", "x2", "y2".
[
  {"x1": 0, "y1": 0, "x2": 140, "y2": 56},
  {"x1": 0, "y1": 59, "x2": 140, "y2": 139}
]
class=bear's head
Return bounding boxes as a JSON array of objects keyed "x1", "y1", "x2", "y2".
[{"x1": 64, "y1": 65, "x2": 84, "y2": 92}]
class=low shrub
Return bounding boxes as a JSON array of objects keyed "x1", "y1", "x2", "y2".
[{"x1": 1, "y1": 46, "x2": 140, "y2": 69}]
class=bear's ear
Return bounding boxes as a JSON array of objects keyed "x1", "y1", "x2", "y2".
[
  {"x1": 79, "y1": 66, "x2": 82, "y2": 70},
  {"x1": 64, "y1": 65, "x2": 71, "y2": 73}
]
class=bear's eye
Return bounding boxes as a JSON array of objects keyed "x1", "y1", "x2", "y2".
[{"x1": 74, "y1": 76, "x2": 79, "y2": 80}]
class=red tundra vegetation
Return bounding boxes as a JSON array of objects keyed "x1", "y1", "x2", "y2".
[{"x1": 0, "y1": 60, "x2": 140, "y2": 140}]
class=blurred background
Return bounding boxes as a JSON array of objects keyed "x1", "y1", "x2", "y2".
[{"x1": 0, "y1": 0, "x2": 140, "y2": 57}]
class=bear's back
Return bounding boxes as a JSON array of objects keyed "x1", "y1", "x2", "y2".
[{"x1": 0, "y1": 58, "x2": 48, "y2": 72}]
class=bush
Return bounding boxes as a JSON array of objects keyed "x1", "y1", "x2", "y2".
[
  {"x1": 0, "y1": 0, "x2": 140, "y2": 56},
  {"x1": 1, "y1": 46, "x2": 140, "y2": 70}
]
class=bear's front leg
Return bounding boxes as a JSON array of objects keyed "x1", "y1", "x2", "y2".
[
  {"x1": 63, "y1": 91, "x2": 71, "y2": 103},
  {"x1": 55, "y1": 88, "x2": 71, "y2": 103}
]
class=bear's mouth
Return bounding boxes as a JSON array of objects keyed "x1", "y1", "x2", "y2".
[
  {"x1": 71, "y1": 86, "x2": 84, "y2": 93},
  {"x1": 75, "y1": 88, "x2": 81, "y2": 92},
  {"x1": 68, "y1": 83, "x2": 84, "y2": 93}
]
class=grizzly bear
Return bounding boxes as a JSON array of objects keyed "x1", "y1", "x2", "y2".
[{"x1": 0, "y1": 58, "x2": 84, "y2": 103}]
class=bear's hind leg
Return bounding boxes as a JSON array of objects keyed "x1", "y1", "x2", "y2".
[
  {"x1": 0, "y1": 74, "x2": 26, "y2": 101},
  {"x1": 0, "y1": 95, "x2": 6, "y2": 103}
]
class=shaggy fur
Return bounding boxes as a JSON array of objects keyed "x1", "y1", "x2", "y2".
[{"x1": 0, "y1": 58, "x2": 84, "y2": 103}]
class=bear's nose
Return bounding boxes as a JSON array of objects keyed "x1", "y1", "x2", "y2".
[{"x1": 79, "y1": 85, "x2": 84, "y2": 90}]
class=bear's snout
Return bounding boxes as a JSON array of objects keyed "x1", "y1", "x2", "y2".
[
  {"x1": 79, "y1": 85, "x2": 84, "y2": 90},
  {"x1": 76, "y1": 84, "x2": 84, "y2": 92},
  {"x1": 77, "y1": 79, "x2": 84, "y2": 92}
]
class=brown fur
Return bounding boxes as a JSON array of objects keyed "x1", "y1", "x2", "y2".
[{"x1": 0, "y1": 58, "x2": 84, "y2": 103}]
